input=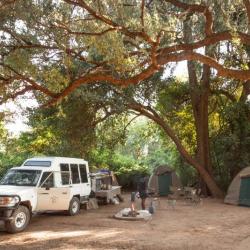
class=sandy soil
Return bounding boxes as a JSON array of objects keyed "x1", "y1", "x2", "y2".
[{"x1": 0, "y1": 194, "x2": 250, "y2": 250}]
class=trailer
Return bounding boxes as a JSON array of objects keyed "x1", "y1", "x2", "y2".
[
  {"x1": 90, "y1": 171, "x2": 123, "y2": 204},
  {"x1": 95, "y1": 186, "x2": 122, "y2": 204}
]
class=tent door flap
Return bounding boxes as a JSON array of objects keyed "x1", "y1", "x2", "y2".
[
  {"x1": 158, "y1": 173, "x2": 172, "y2": 196},
  {"x1": 239, "y1": 177, "x2": 250, "y2": 206}
]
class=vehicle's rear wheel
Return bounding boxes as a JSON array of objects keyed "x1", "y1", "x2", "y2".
[
  {"x1": 5, "y1": 205, "x2": 30, "y2": 234},
  {"x1": 68, "y1": 197, "x2": 80, "y2": 216}
]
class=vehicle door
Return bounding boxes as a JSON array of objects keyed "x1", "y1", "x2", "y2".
[
  {"x1": 69, "y1": 164, "x2": 82, "y2": 195},
  {"x1": 79, "y1": 164, "x2": 91, "y2": 196},
  {"x1": 36, "y1": 171, "x2": 71, "y2": 211}
]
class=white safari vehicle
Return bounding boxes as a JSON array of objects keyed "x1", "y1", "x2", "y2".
[{"x1": 0, "y1": 157, "x2": 91, "y2": 233}]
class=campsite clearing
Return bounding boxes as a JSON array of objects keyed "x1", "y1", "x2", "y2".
[{"x1": 0, "y1": 193, "x2": 250, "y2": 250}]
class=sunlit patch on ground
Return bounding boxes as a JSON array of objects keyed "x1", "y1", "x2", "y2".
[{"x1": 0, "y1": 229, "x2": 122, "y2": 245}]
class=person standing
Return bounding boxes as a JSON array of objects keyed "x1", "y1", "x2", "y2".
[{"x1": 137, "y1": 176, "x2": 148, "y2": 210}]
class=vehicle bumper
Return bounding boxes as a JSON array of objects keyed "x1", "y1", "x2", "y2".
[{"x1": 0, "y1": 207, "x2": 16, "y2": 221}]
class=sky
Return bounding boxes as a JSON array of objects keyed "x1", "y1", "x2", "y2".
[
  {"x1": 0, "y1": 94, "x2": 38, "y2": 136},
  {"x1": 0, "y1": 61, "x2": 188, "y2": 136}
]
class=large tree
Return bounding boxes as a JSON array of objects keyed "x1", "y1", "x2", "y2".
[
  {"x1": 1, "y1": 0, "x2": 250, "y2": 105},
  {"x1": 1, "y1": 0, "x2": 250, "y2": 197}
]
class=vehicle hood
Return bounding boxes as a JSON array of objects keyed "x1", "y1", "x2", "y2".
[{"x1": 0, "y1": 185, "x2": 35, "y2": 196}]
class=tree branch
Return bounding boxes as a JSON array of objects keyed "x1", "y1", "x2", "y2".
[
  {"x1": 63, "y1": 0, "x2": 155, "y2": 44},
  {"x1": 159, "y1": 31, "x2": 250, "y2": 55},
  {"x1": 127, "y1": 101, "x2": 224, "y2": 197},
  {"x1": 141, "y1": 0, "x2": 145, "y2": 32},
  {"x1": 52, "y1": 21, "x2": 118, "y2": 36},
  {"x1": 0, "y1": 0, "x2": 17, "y2": 8},
  {"x1": 158, "y1": 50, "x2": 250, "y2": 80},
  {"x1": 243, "y1": 0, "x2": 250, "y2": 27},
  {"x1": 210, "y1": 89, "x2": 237, "y2": 102},
  {"x1": 165, "y1": 0, "x2": 213, "y2": 35},
  {"x1": 46, "y1": 63, "x2": 159, "y2": 106},
  {"x1": 0, "y1": 86, "x2": 34, "y2": 105},
  {"x1": 0, "y1": 63, "x2": 57, "y2": 99}
]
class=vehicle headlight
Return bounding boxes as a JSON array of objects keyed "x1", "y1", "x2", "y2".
[{"x1": 0, "y1": 196, "x2": 20, "y2": 207}]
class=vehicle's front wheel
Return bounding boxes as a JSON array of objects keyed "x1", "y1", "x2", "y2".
[
  {"x1": 5, "y1": 205, "x2": 31, "y2": 234},
  {"x1": 68, "y1": 197, "x2": 80, "y2": 216}
]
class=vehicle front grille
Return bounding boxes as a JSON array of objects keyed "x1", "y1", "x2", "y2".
[{"x1": 0, "y1": 209, "x2": 13, "y2": 218}]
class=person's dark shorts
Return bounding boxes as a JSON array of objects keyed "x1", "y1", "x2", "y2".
[{"x1": 139, "y1": 191, "x2": 147, "y2": 199}]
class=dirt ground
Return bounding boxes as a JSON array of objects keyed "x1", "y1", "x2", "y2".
[{"x1": 0, "y1": 193, "x2": 250, "y2": 250}]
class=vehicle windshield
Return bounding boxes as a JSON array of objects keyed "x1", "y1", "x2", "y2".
[{"x1": 0, "y1": 169, "x2": 42, "y2": 186}]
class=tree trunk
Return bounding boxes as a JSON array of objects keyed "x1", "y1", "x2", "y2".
[
  {"x1": 184, "y1": 17, "x2": 214, "y2": 195},
  {"x1": 127, "y1": 17, "x2": 225, "y2": 198},
  {"x1": 187, "y1": 58, "x2": 213, "y2": 195},
  {"x1": 152, "y1": 112, "x2": 224, "y2": 198},
  {"x1": 129, "y1": 103, "x2": 224, "y2": 198}
]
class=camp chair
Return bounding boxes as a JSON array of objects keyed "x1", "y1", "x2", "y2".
[
  {"x1": 147, "y1": 189, "x2": 161, "y2": 209},
  {"x1": 168, "y1": 186, "x2": 181, "y2": 200},
  {"x1": 166, "y1": 186, "x2": 181, "y2": 209},
  {"x1": 184, "y1": 187, "x2": 202, "y2": 205}
]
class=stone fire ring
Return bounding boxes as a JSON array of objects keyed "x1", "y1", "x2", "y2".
[{"x1": 114, "y1": 208, "x2": 152, "y2": 221}]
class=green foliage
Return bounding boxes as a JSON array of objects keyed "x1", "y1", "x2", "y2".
[
  {"x1": 0, "y1": 132, "x2": 35, "y2": 178},
  {"x1": 88, "y1": 116, "x2": 195, "y2": 188},
  {"x1": 25, "y1": 87, "x2": 101, "y2": 157},
  {"x1": 1, "y1": 0, "x2": 250, "y2": 195},
  {"x1": 2, "y1": 70, "x2": 249, "y2": 191},
  {"x1": 211, "y1": 100, "x2": 250, "y2": 190},
  {"x1": 2, "y1": 0, "x2": 249, "y2": 106},
  {"x1": 109, "y1": 154, "x2": 149, "y2": 188}
]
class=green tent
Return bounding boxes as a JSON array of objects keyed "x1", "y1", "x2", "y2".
[
  {"x1": 148, "y1": 165, "x2": 181, "y2": 196},
  {"x1": 225, "y1": 167, "x2": 250, "y2": 206}
]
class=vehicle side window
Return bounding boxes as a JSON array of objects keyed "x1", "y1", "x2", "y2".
[
  {"x1": 79, "y1": 164, "x2": 88, "y2": 183},
  {"x1": 40, "y1": 172, "x2": 54, "y2": 188},
  {"x1": 70, "y1": 164, "x2": 80, "y2": 184},
  {"x1": 60, "y1": 163, "x2": 70, "y2": 185}
]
